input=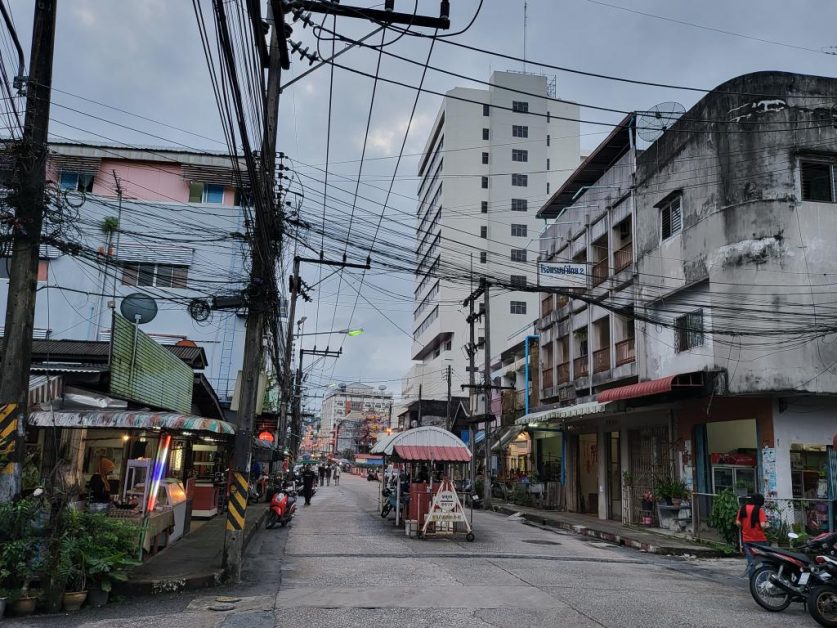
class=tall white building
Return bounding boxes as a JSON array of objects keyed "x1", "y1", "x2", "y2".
[
  {"x1": 320, "y1": 382, "x2": 394, "y2": 440},
  {"x1": 402, "y1": 71, "x2": 580, "y2": 422}
]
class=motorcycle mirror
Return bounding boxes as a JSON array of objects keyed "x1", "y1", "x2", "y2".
[{"x1": 788, "y1": 532, "x2": 800, "y2": 539}]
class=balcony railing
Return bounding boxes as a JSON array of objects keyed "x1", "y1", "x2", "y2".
[
  {"x1": 592, "y1": 258, "x2": 609, "y2": 287},
  {"x1": 615, "y1": 242, "x2": 633, "y2": 273},
  {"x1": 557, "y1": 362, "x2": 570, "y2": 384},
  {"x1": 593, "y1": 348, "x2": 610, "y2": 374},
  {"x1": 542, "y1": 367, "x2": 554, "y2": 389},
  {"x1": 573, "y1": 356, "x2": 588, "y2": 378},
  {"x1": 615, "y1": 338, "x2": 636, "y2": 366}
]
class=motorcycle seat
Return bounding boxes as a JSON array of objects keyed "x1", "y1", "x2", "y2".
[{"x1": 759, "y1": 546, "x2": 811, "y2": 564}]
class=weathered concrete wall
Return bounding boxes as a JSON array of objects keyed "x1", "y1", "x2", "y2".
[{"x1": 635, "y1": 71, "x2": 837, "y2": 394}]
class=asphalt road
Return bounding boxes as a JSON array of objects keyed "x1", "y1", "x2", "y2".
[{"x1": 9, "y1": 473, "x2": 815, "y2": 627}]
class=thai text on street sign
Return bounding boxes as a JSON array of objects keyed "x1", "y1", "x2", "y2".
[
  {"x1": 422, "y1": 479, "x2": 468, "y2": 532},
  {"x1": 537, "y1": 261, "x2": 588, "y2": 289}
]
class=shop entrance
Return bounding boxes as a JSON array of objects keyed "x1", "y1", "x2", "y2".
[
  {"x1": 703, "y1": 419, "x2": 758, "y2": 497},
  {"x1": 577, "y1": 433, "x2": 598, "y2": 514},
  {"x1": 607, "y1": 432, "x2": 621, "y2": 521}
]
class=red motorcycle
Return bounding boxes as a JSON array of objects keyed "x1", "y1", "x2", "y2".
[{"x1": 266, "y1": 483, "x2": 297, "y2": 529}]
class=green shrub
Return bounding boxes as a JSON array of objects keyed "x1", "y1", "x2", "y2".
[{"x1": 709, "y1": 489, "x2": 740, "y2": 546}]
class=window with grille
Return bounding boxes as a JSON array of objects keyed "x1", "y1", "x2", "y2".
[
  {"x1": 480, "y1": 251, "x2": 487, "y2": 263},
  {"x1": 510, "y1": 301, "x2": 527, "y2": 314},
  {"x1": 511, "y1": 224, "x2": 527, "y2": 237},
  {"x1": 510, "y1": 275, "x2": 527, "y2": 288},
  {"x1": 189, "y1": 182, "x2": 225, "y2": 204},
  {"x1": 511, "y1": 198, "x2": 527, "y2": 212},
  {"x1": 123, "y1": 263, "x2": 188, "y2": 288},
  {"x1": 482, "y1": 103, "x2": 490, "y2": 116},
  {"x1": 512, "y1": 125, "x2": 528, "y2": 138},
  {"x1": 800, "y1": 161, "x2": 836, "y2": 202},
  {"x1": 512, "y1": 149, "x2": 528, "y2": 162},
  {"x1": 480, "y1": 226, "x2": 487, "y2": 239},
  {"x1": 675, "y1": 309, "x2": 704, "y2": 352},
  {"x1": 482, "y1": 152, "x2": 489, "y2": 165},
  {"x1": 482, "y1": 128, "x2": 489, "y2": 140},
  {"x1": 511, "y1": 249, "x2": 527, "y2": 262},
  {"x1": 481, "y1": 176, "x2": 489, "y2": 189},
  {"x1": 512, "y1": 174, "x2": 528, "y2": 187},
  {"x1": 512, "y1": 101, "x2": 529, "y2": 113},
  {"x1": 661, "y1": 196, "x2": 682, "y2": 240},
  {"x1": 481, "y1": 201, "x2": 488, "y2": 214}
]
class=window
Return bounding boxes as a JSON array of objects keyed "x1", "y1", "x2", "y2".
[
  {"x1": 189, "y1": 182, "x2": 225, "y2": 204},
  {"x1": 0, "y1": 258, "x2": 48, "y2": 281},
  {"x1": 480, "y1": 226, "x2": 487, "y2": 239},
  {"x1": 675, "y1": 309, "x2": 704, "y2": 352},
  {"x1": 547, "y1": 158, "x2": 550, "y2": 170},
  {"x1": 482, "y1": 152, "x2": 489, "y2": 165},
  {"x1": 512, "y1": 125, "x2": 528, "y2": 138},
  {"x1": 547, "y1": 111, "x2": 551, "y2": 122},
  {"x1": 546, "y1": 134, "x2": 551, "y2": 146},
  {"x1": 512, "y1": 174, "x2": 528, "y2": 187},
  {"x1": 511, "y1": 224, "x2": 527, "y2": 237},
  {"x1": 122, "y1": 263, "x2": 188, "y2": 288},
  {"x1": 480, "y1": 252, "x2": 487, "y2": 263},
  {"x1": 481, "y1": 176, "x2": 489, "y2": 189},
  {"x1": 445, "y1": 340, "x2": 452, "y2": 351},
  {"x1": 483, "y1": 103, "x2": 490, "y2": 116},
  {"x1": 58, "y1": 172, "x2": 94, "y2": 193},
  {"x1": 512, "y1": 149, "x2": 528, "y2": 162},
  {"x1": 801, "y1": 161, "x2": 836, "y2": 202},
  {"x1": 511, "y1": 249, "x2": 527, "y2": 262},
  {"x1": 481, "y1": 201, "x2": 488, "y2": 214},
  {"x1": 661, "y1": 196, "x2": 683, "y2": 240},
  {"x1": 512, "y1": 101, "x2": 529, "y2": 113},
  {"x1": 547, "y1": 182, "x2": 550, "y2": 194},
  {"x1": 511, "y1": 198, "x2": 528, "y2": 212},
  {"x1": 510, "y1": 275, "x2": 527, "y2": 288},
  {"x1": 510, "y1": 301, "x2": 527, "y2": 315},
  {"x1": 482, "y1": 128, "x2": 489, "y2": 141}
]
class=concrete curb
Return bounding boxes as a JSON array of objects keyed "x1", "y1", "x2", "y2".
[
  {"x1": 117, "y1": 506, "x2": 269, "y2": 597},
  {"x1": 494, "y1": 505, "x2": 723, "y2": 558}
]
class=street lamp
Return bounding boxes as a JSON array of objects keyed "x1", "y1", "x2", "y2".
[{"x1": 294, "y1": 328, "x2": 364, "y2": 338}]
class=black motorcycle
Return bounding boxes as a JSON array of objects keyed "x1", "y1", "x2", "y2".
[
  {"x1": 749, "y1": 531, "x2": 837, "y2": 613},
  {"x1": 808, "y1": 554, "x2": 837, "y2": 627}
]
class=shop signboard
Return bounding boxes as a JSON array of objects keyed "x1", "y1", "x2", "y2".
[
  {"x1": 536, "y1": 261, "x2": 588, "y2": 289},
  {"x1": 110, "y1": 313, "x2": 193, "y2": 414},
  {"x1": 762, "y1": 447, "x2": 778, "y2": 501}
]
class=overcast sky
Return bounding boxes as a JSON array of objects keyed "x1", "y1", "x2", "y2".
[{"x1": 7, "y1": 0, "x2": 837, "y2": 411}]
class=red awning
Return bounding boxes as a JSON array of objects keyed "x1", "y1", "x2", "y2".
[
  {"x1": 394, "y1": 444, "x2": 471, "y2": 462},
  {"x1": 597, "y1": 372, "x2": 704, "y2": 403}
]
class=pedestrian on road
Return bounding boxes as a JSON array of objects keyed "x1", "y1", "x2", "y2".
[
  {"x1": 318, "y1": 464, "x2": 326, "y2": 486},
  {"x1": 334, "y1": 465, "x2": 340, "y2": 486},
  {"x1": 302, "y1": 465, "x2": 316, "y2": 506},
  {"x1": 326, "y1": 464, "x2": 332, "y2": 486},
  {"x1": 736, "y1": 493, "x2": 768, "y2": 577}
]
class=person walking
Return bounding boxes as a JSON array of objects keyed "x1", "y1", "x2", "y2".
[
  {"x1": 326, "y1": 464, "x2": 332, "y2": 486},
  {"x1": 736, "y1": 493, "x2": 769, "y2": 577},
  {"x1": 334, "y1": 465, "x2": 340, "y2": 486},
  {"x1": 318, "y1": 464, "x2": 326, "y2": 487},
  {"x1": 302, "y1": 465, "x2": 316, "y2": 506}
]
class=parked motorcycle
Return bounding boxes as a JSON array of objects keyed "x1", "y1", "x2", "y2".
[
  {"x1": 380, "y1": 485, "x2": 409, "y2": 518},
  {"x1": 266, "y1": 483, "x2": 297, "y2": 529},
  {"x1": 749, "y1": 531, "x2": 837, "y2": 612},
  {"x1": 808, "y1": 555, "x2": 837, "y2": 627}
]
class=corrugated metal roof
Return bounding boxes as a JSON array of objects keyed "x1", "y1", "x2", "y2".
[
  {"x1": 394, "y1": 444, "x2": 471, "y2": 462},
  {"x1": 0, "y1": 338, "x2": 208, "y2": 368},
  {"x1": 29, "y1": 410, "x2": 235, "y2": 436}
]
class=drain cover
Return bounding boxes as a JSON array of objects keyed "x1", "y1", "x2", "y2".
[
  {"x1": 209, "y1": 604, "x2": 237, "y2": 612},
  {"x1": 521, "y1": 539, "x2": 561, "y2": 546},
  {"x1": 216, "y1": 596, "x2": 242, "y2": 603}
]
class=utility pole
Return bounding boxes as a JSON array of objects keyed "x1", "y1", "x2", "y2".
[
  {"x1": 278, "y1": 255, "x2": 301, "y2": 448},
  {"x1": 444, "y1": 364, "x2": 452, "y2": 431},
  {"x1": 417, "y1": 384, "x2": 422, "y2": 427},
  {"x1": 467, "y1": 287, "x2": 477, "y2": 496},
  {"x1": 482, "y1": 280, "x2": 492, "y2": 509},
  {"x1": 222, "y1": 0, "x2": 289, "y2": 582},
  {"x1": 292, "y1": 346, "x2": 341, "y2": 461},
  {"x1": 0, "y1": 0, "x2": 57, "y2": 502}
]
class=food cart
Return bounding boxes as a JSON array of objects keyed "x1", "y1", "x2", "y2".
[{"x1": 370, "y1": 426, "x2": 474, "y2": 541}]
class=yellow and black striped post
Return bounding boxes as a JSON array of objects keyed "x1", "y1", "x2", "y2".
[
  {"x1": 0, "y1": 403, "x2": 19, "y2": 477},
  {"x1": 225, "y1": 471, "x2": 248, "y2": 532}
]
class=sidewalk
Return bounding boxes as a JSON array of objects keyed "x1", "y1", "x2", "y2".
[
  {"x1": 493, "y1": 503, "x2": 723, "y2": 557},
  {"x1": 118, "y1": 502, "x2": 270, "y2": 596}
]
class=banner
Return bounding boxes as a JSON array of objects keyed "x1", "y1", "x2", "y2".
[{"x1": 537, "y1": 261, "x2": 588, "y2": 288}]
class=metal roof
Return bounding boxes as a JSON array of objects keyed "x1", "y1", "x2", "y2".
[
  {"x1": 29, "y1": 410, "x2": 235, "y2": 436},
  {"x1": 0, "y1": 338, "x2": 208, "y2": 369},
  {"x1": 371, "y1": 426, "x2": 471, "y2": 461},
  {"x1": 536, "y1": 114, "x2": 634, "y2": 219},
  {"x1": 394, "y1": 444, "x2": 471, "y2": 462},
  {"x1": 515, "y1": 401, "x2": 611, "y2": 426}
]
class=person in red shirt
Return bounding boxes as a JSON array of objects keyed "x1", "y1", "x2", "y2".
[{"x1": 736, "y1": 493, "x2": 768, "y2": 577}]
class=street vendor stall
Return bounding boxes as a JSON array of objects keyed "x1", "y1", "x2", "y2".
[{"x1": 371, "y1": 426, "x2": 473, "y2": 541}]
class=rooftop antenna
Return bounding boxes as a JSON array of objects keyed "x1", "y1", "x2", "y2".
[
  {"x1": 523, "y1": 1, "x2": 528, "y2": 73},
  {"x1": 636, "y1": 101, "x2": 686, "y2": 143}
]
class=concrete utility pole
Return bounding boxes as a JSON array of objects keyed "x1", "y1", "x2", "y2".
[
  {"x1": 292, "y1": 346, "x2": 341, "y2": 461},
  {"x1": 444, "y1": 364, "x2": 452, "y2": 431},
  {"x1": 467, "y1": 290, "x2": 476, "y2": 497},
  {"x1": 222, "y1": 1, "x2": 288, "y2": 582},
  {"x1": 278, "y1": 255, "x2": 300, "y2": 447},
  {"x1": 0, "y1": 0, "x2": 58, "y2": 502},
  {"x1": 482, "y1": 280, "x2": 492, "y2": 509}
]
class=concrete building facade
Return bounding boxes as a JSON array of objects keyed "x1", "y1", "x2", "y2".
[
  {"x1": 402, "y1": 71, "x2": 580, "y2": 421},
  {"x1": 320, "y1": 382, "x2": 394, "y2": 452}
]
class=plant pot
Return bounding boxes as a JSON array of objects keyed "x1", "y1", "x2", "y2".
[
  {"x1": 0, "y1": 596, "x2": 6, "y2": 618},
  {"x1": 63, "y1": 590, "x2": 88, "y2": 612},
  {"x1": 10, "y1": 596, "x2": 37, "y2": 617},
  {"x1": 87, "y1": 587, "x2": 109, "y2": 608},
  {"x1": 671, "y1": 498, "x2": 682, "y2": 508}
]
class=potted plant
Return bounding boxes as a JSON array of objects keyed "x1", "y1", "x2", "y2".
[
  {"x1": 58, "y1": 535, "x2": 88, "y2": 612},
  {"x1": 0, "y1": 539, "x2": 41, "y2": 616},
  {"x1": 86, "y1": 552, "x2": 140, "y2": 607},
  {"x1": 83, "y1": 513, "x2": 142, "y2": 606},
  {"x1": 0, "y1": 587, "x2": 8, "y2": 618},
  {"x1": 655, "y1": 477, "x2": 674, "y2": 505},
  {"x1": 670, "y1": 479, "x2": 689, "y2": 508}
]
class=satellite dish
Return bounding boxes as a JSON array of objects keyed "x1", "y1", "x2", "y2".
[
  {"x1": 378, "y1": 385, "x2": 387, "y2": 391},
  {"x1": 189, "y1": 298, "x2": 211, "y2": 323},
  {"x1": 120, "y1": 293, "x2": 158, "y2": 324},
  {"x1": 636, "y1": 102, "x2": 686, "y2": 142}
]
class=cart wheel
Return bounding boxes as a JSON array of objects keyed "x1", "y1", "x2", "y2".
[{"x1": 465, "y1": 532, "x2": 475, "y2": 542}]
